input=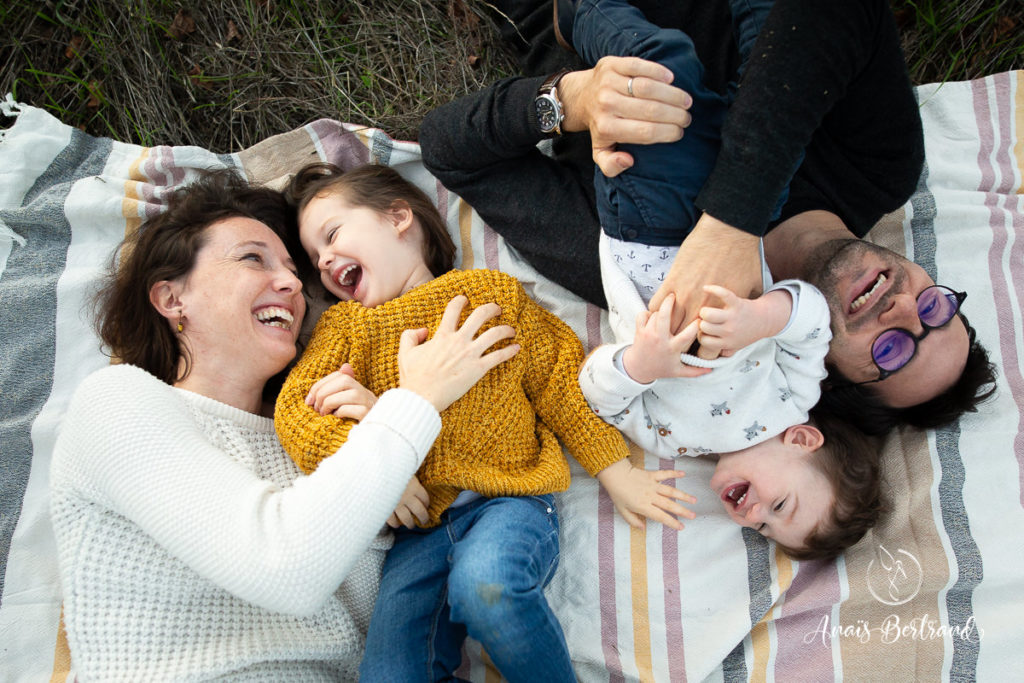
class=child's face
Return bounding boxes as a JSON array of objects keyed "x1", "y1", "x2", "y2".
[
  {"x1": 298, "y1": 192, "x2": 430, "y2": 308},
  {"x1": 709, "y1": 426, "x2": 833, "y2": 550}
]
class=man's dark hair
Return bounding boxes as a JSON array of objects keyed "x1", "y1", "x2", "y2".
[
  {"x1": 776, "y1": 410, "x2": 885, "y2": 561},
  {"x1": 816, "y1": 315, "x2": 997, "y2": 437}
]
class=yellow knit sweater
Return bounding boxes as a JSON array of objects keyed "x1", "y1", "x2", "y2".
[{"x1": 275, "y1": 269, "x2": 628, "y2": 525}]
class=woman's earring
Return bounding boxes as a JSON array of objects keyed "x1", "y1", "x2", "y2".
[{"x1": 177, "y1": 316, "x2": 184, "y2": 333}]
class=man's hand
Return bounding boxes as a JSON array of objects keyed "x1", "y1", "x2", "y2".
[
  {"x1": 386, "y1": 476, "x2": 430, "y2": 529},
  {"x1": 595, "y1": 458, "x2": 696, "y2": 530},
  {"x1": 622, "y1": 295, "x2": 712, "y2": 384},
  {"x1": 558, "y1": 56, "x2": 692, "y2": 178},
  {"x1": 648, "y1": 214, "x2": 762, "y2": 357}
]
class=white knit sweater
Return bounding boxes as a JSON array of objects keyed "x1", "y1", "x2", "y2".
[{"x1": 51, "y1": 364, "x2": 440, "y2": 681}]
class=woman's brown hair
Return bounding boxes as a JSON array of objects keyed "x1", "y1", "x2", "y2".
[{"x1": 95, "y1": 168, "x2": 295, "y2": 384}]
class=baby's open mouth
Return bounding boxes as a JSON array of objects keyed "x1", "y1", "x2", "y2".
[
  {"x1": 255, "y1": 306, "x2": 294, "y2": 330},
  {"x1": 722, "y1": 482, "x2": 749, "y2": 509}
]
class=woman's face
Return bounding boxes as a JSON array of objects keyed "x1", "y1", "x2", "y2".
[{"x1": 175, "y1": 217, "x2": 305, "y2": 382}]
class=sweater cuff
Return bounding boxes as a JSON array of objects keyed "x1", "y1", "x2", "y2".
[
  {"x1": 363, "y1": 389, "x2": 441, "y2": 467},
  {"x1": 596, "y1": 343, "x2": 654, "y2": 394}
]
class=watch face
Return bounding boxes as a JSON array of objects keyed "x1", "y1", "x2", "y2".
[{"x1": 535, "y1": 95, "x2": 560, "y2": 133}]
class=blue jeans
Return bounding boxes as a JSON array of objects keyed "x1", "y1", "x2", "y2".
[
  {"x1": 574, "y1": 0, "x2": 785, "y2": 245},
  {"x1": 358, "y1": 494, "x2": 572, "y2": 683}
]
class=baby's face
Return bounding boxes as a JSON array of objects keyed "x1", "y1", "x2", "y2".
[{"x1": 709, "y1": 430, "x2": 834, "y2": 550}]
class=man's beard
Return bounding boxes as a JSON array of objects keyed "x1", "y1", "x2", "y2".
[{"x1": 803, "y1": 238, "x2": 905, "y2": 334}]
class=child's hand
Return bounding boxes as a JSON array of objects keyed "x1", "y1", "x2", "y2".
[
  {"x1": 595, "y1": 458, "x2": 696, "y2": 530},
  {"x1": 387, "y1": 476, "x2": 430, "y2": 529},
  {"x1": 697, "y1": 285, "x2": 792, "y2": 357},
  {"x1": 305, "y1": 363, "x2": 377, "y2": 419},
  {"x1": 622, "y1": 294, "x2": 713, "y2": 384}
]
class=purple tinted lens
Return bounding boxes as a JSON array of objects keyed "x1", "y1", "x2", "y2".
[
  {"x1": 872, "y1": 329, "x2": 916, "y2": 371},
  {"x1": 918, "y1": 287, "x2": 958, "y2": 327}
]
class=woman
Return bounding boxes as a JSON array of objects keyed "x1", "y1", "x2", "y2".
[{"x1": 49, "y1": 169, "x2": 518, "y2": 681}]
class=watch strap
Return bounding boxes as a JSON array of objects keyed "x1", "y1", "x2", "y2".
[{"x1": 539, "y1": 68, "x2": 571, "y2": 96}]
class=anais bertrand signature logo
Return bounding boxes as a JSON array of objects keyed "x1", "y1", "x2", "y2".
[
  {"x1": 866, "y1": 544, "x2": 923, "y2": 606},
  {"x1": 803, "y1": 545, "x2": 983, "y2": 646}
]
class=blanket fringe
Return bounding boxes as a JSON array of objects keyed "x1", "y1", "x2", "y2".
[
  {"x1": 1, "y1": 94, "x2": 21, "y2": 143},
  {"x1": 1, "y1": 93, "x2": 21, "y2": 118}
]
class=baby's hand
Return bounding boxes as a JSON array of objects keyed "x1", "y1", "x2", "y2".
[
  {"x1": 305, "y1": 363, "x2": 377, "y2": 419},
  {"x1": 622, "y1": 294, "x2": 712, "y2": 383},
  {"x1": 387, "y1": 476, "x2": 430, "y2": 529},
  {"x1": 595, "y1": 458, "x2": 696, "y2": 530},
  {"x1": 697, "y1": 285, "x2": 792, "y2": 356}
]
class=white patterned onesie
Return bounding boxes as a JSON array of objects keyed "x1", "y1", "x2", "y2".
[{"x1": 579, "y1": 233, "x2": 831, "y2": 458}]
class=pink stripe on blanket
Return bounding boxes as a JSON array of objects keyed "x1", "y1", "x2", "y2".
[
  {"x1": 659, "y1": 457, "x2": 686, "y2": 682},
  {"x1": 484, "y1": 222, "x2": 500, "y2": 271},
  {"x1": 586, "y1": 304, "x2": 602, "y2": 355},
  {"x1": 307, "y1": 120, "x2": 370, "y2": 169},
  {"x1": 773, "y1": 560, "x2": 839, "y2": 678},
  {"x1": 589, "y1": 318, "x2": 624, "y2": 681},
  {"x1": 974, "y1": 74, "x2": 1024, "y2": 506},
  {"x1": 598, "y1": 487, "x2": 625, "y2": 682},
  {"x1": 139, "y1": 146, "x2": 185, "y2": 218},
  {"x1": 435, "y1": 179, "x2": 449, "y2": 226}
]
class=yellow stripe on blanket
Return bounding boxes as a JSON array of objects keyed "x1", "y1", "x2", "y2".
[
  {"x1": 122, "y1": 147, "x2": 153, "y2": 238},
  {"x1": 749, "y1": 547, "x2": 795, "y2": 682},
  {"x1": 628, "y1": 444, "x2": 654, "y2": 681},
  {"x1": 458, "y1": 198, "x2": 475, "y2": 270},
  {"x1": 49, "y1": 608, "x2": 71, "y2": 683}
]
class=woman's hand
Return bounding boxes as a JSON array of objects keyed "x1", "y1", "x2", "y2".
[
  {"x1": 398, "y1": 295, "x2": 519, "y2": 412},
  {"x1": 622, "y1": 295, "x2": 711, "y2": 384},
  {"x1": 387, "y1": 476, "x2": 430, "y2": 529},
  {"x1": 305, "y1": 363, "x2": 377, "y2": 419},
  {"x1": 558, "y1": 56, "x2": 693, "y2": 178}
]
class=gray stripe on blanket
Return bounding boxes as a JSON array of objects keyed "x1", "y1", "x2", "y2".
[
  {"x1": 722, "y1": 528, "x2": 771, "y2": 681},
  {"x1": 0, "y1": 129, "x2": 113, "y2": 605},
  {"x1": 909, "y1": 158, "x2": 981, "y2": 677}
]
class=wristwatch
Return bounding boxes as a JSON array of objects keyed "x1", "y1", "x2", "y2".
[{"x1": 534, "y1": 69, "x2": 571, "y2": 135}]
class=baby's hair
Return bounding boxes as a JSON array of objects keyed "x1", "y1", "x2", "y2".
[
  {"x1": 777, "y1": 409, "x2": 884, "y2": 561},
  {"x1": 285, "y1": 162, "x2": 456, "y2": 286}
]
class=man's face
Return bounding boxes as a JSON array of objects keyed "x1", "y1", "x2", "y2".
[{"x1": 808, "y1": 240, "x2": 969, "y2": 408}]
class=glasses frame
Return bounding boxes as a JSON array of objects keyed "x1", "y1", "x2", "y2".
[{"x1": 855, "y1": 285, "x2": 967, "y2": 385}]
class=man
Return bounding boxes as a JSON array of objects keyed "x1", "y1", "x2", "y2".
[{"x1": 419, "y1": 0, "x2": 995, "y2": 433}]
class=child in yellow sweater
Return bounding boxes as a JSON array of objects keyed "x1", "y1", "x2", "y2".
[{"x1": 274, "y1": 163, "x2": 694, "y2": 681}]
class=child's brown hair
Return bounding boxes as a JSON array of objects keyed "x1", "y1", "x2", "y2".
[
  {"x1": 778, "y1": 409, "x2": 885, "y2": 561},
  {"x1": 285, "y1": 162, "x2": 456, "y2": 291}
]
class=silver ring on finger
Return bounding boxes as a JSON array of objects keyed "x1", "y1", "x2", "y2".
[{"x1": 627, "y1": 76, "x2": 635, "y2": 97}]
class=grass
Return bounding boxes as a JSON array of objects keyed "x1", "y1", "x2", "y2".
[
  {"x1": 890, "y1": 0, "x2": 1023, "y2": 84},
  {"x1": 0, "y1": 0, "x2": 516, "y2": 149},
  {"x1": 2, "y1": 0, "x2": 1022, "y2": 151}
]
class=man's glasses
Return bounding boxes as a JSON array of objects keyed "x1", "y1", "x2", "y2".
[{"x1": 861, "y1": 285, "x2": 967, "y2": 384}]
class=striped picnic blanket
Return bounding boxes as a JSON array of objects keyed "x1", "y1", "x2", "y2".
[{"x1": 1, "y1": 71, "x2": 1021, "y2": 682}]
